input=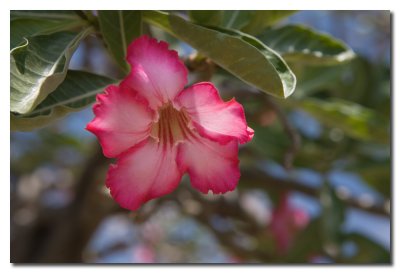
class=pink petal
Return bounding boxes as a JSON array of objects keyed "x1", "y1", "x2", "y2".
[
  {"x1": 122, "y1": 35, "x2": 188, "y2": 110},
  {"x1": 174, "y1": 82, "x2": 253, "y2": 144},
  {"x1": 177, "y1": 133, "x2": 240, "y2": 194},
  {"x1": 106, "y1": 139, "x2": 183, "y2": 211},
  {"x1": 86, "y1": 85, "x2": 154, "y2": 158}
]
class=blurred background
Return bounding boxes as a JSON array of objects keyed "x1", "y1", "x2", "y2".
[{"x1": 10, "y1": 10, "x2": 391, "y2": 263}]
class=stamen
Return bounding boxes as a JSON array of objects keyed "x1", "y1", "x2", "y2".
[{"x1": 150, "y1": 103, "x2": 191, "y2": 146}]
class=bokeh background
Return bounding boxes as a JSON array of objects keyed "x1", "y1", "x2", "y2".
[{"x1": 10, "y1": 10, "x2": 391, "y2": 263}]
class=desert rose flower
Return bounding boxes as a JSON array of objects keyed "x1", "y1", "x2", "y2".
[{"x1": 87, "y1": 36, "x2": 253, "y2": 210}]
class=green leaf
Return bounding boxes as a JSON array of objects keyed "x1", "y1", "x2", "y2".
[
  {"x1": 171, "y1": 15, "x2": 296, "y2": 98},
  {"x1": 142, "y1": 10, "x2": 171, "y2": 33},
  {"x1": 219, "y1": 11, "x2": 296, "y2": 34},
  {"x1": 292, "y1": 98, "x2": 389, "y2": 144},
  {"x1": 11, "y1": 19, "x2": 87, "y2": 50},
  {"x1": 10, "y1": 11, "x2": 87, "y2": 50},
  {"x1": 97, "y1": 11, "x2": 142, "y2": 73},
  {"x1": 144, "y1": 11, "x2": 296, "y2": 98},
  {"x1": 10, "y1": 10, "x2": 82, "y2": 21},
  {"x1": 241, "y1": 11, "x2": 297, "y2": 35},
  {"x1": 259, "y1": 25, "x2": 355, "y2": 65},
  {"x1": 221, "y1": 11, "x2": 252, "y2": 29},
  {"x1": 11, "y1": 70, "x2": 116, "y2": 131},
  {"x1": 189, "y1": 10, "x2": 223, "y2": 26},
  {"x1": 10, "y1": 28, "x2": 92, "y2": 114}
]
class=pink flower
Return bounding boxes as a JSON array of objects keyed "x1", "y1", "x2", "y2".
[
  {"x1": 86, "y1": 36, "x2": 253, "y2": 210},
  {"x1": 270, "y1": 192, "x2": 310, "y2": 254}
]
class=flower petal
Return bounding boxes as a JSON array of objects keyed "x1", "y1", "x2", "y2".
[
  {"x1": 122, "y1": 35, "x2": 188, "y2": 110},
  {"x1": 177, "y1": 133, "x2": 240, "y2": 194},
  {"x1": 174, "y1": 82, "x2": 253, "y2": 144},
  {"x1": 106, "y1": 139, "x2": 183, "y2": 211},
  {"x1": 86, "y1": 85, "x2": 154, "y2": 158}
]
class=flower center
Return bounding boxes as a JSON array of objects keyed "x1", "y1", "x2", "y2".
[{"x1": 150, "y1": 103, "x2": 191, "y2": 146}]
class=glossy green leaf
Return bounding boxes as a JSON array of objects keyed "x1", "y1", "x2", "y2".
[
  {"x1": 241, "y1": 11, "x2": 297, "y2": 35},
  {"x1": 144, "y1": 12, "x2": 296, "y2": 98},
  {"x1": 10, "y1": 11, "x2": 87, "y2": 50},
  {"x1": 11, "y1": 19, "x2": 87, "y2": 50},
  {"x1": 259, "y1": 25, "x2": 355, "y2": 65},
  {"x1": 11, "y1": 70, "x2": 115, "y2": 131},
  {"x1": 171, "y1": 15, "x2": 296, "y2": 98},
  {"x1": 98, "y1": 11, "x2": 142, "y2": 73},
  {"x1": 10, "y1": 28, "x2": 92, "y2": 114},
  {"x1": 293, "y1": 98, "x2": 389, "y2": 144}
]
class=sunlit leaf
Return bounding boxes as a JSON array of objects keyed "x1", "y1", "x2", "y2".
[
  {"x1": 97, "y1": 11, "x2": 142, "y2": 73},
  {"x1": 10, "y1": 28, "x2": 92, "y2": 114},
  {"x1": 11, "y1": 70, "x2": 115, "y2": 131},
  {"x1": 171, "y1": 17, "x2": 296, "y2": 98},
  {"x1": 259, "y1": 25, "x2": 355, "y2": 65}
]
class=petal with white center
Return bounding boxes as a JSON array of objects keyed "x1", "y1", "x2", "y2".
[
  {"x1": 122, "y1": 36, "x2": 188, "y2": 110},
  {"x1": 86, "y1": 85, "x2": 154, "y2": 158},
  {"x1": 175, "y1": 82, "x2": 253, "y2": 144},
  {"x1": 177, "y1": 133, "x2": 240, "y2": 194},
  {"x1": 106, "y1": 139, "x2": 182, "y2": 211}
]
